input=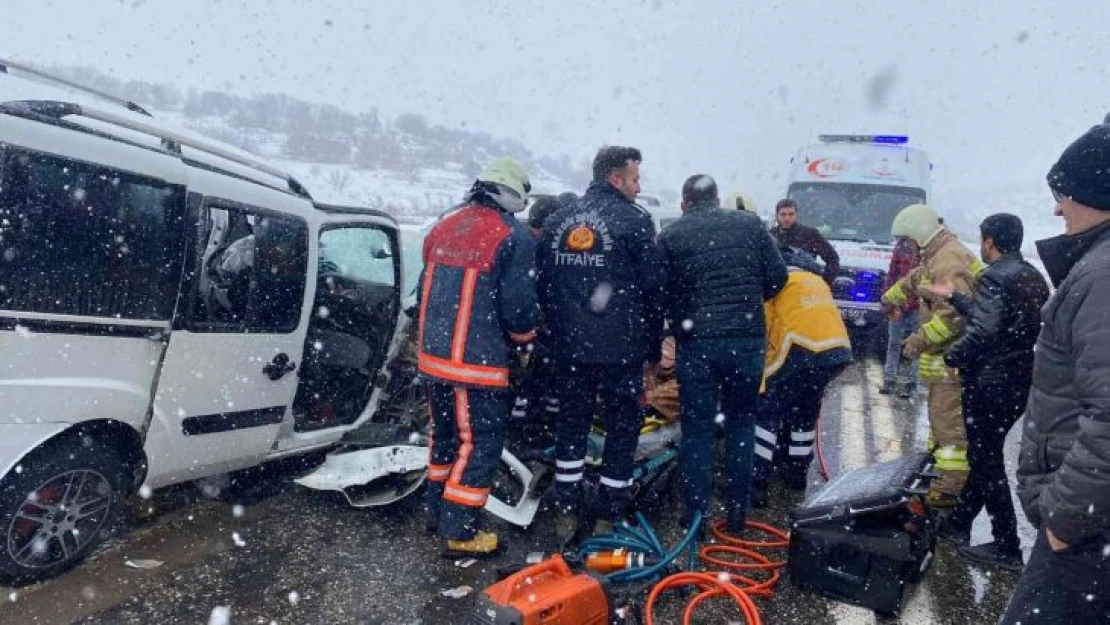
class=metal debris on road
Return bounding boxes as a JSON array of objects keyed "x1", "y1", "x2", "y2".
[
  {"x1": 124, "y1": 559, "x2": 165, "y2": 570},
  {"x1": 440, "y1": 585, "x2": 474, "y2": 599}
]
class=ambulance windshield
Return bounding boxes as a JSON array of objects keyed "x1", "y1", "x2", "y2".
[{"x1": 786, "y1": 182, "x2": 926, "y2": 245}]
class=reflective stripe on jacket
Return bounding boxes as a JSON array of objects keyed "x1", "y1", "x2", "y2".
[
  {"x1": 417, "y1": 203, "x2": 538, "y2": 388},
  {"x1": 764, "y1": 269, "x2": 853, "y2": 380}
]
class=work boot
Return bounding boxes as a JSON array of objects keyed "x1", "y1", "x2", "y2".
[
  {"x1": 879, "y1": 379, "x2": 896, "y2": 395},
  {"x1": 592, "y1": 518, "x2": 616, "y2": 537},
  {"x1": 785, "y1": 472, "x2": 809, "y2": 492},
  {"x1": 726, "y1": 506, "x2": 747, "y2": 535},
  {"x1": 443, "y1": 531, "x2": 502, "y2": 559},
  {"x1": 957, "y1": 542, "x2": 1023, "y2": 572},
  {"x1": 898, "y1": 383, "x2": 917, "y2": 400},
  {"x1": 750, "y1": 483, "x2": 770, "y2": 509},
  {"x1": 936, "y1": 517, "x2": 970, "y2": 545},
  {"x1": 553, "y1": 509, "x2": 580, "y2": 543}
]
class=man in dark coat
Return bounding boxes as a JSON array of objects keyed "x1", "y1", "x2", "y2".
[
  {"x1": 656, "y1": 175, "x2": 787, "y2": 531},
  {"x1": 770, "y1": 198, "x2": 840, "y2": 284},
  {"x1": 537, "y1": 146, "x2": 665, "y2": 534},
  {"x1": 1000, "y1": 125, "x2": 1110, "y2": 624},
  {"x1": 924, "y1": 213, "x2": 1049, "y2": 571}
]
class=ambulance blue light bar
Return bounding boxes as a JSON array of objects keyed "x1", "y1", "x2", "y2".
[{"x1": 818, "y1": 134, "x2": 909, "y2": 145}]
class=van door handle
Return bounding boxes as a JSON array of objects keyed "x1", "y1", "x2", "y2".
[{"x1": 263, "y1": 353, "x2": 297, "y2": 381}]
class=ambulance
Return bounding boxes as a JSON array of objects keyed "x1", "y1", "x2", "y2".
[{"x1": 783, "y1": 135, "x2": 932, "y2": 329}]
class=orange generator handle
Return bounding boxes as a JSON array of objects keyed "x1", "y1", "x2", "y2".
[{"x1": 484, "y1": 554, "x2": 573, "y2": 605}]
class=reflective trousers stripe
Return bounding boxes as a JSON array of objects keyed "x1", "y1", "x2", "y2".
[
  {"x1": 428, "y1": 463, "x2": 454, "y2": 482},
  {"x1": 599, "y1": 476, "x2": 634, "y2": 489},
  {"x1": 444, "y1": 482, "x2": 490, "y2": 507},
  {"x1": 755, "y1": 426, "x2": 777, "y2": 444}
]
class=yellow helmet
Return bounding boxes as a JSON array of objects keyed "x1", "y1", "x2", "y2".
[
  {"x1": 475, "y1": 157, "x2": 532, "y2": 213},
  {"x1": 891, "y1": 203, "x2": 942, "y2": 246},
  {"x1": 724, "y1": 191, "x2": 756, "y2": 213}
]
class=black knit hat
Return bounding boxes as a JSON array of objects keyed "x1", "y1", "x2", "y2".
[
  {"x1": 527, "y1": 196, "x2": 562, "y2": 229},
  {"x1": 1047, "y1": 124, "x2": 1110, "y2": 211}
]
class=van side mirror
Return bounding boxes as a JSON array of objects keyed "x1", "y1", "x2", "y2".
[{"x1": 373, "y1": 248, "x2": 392, "y2": 259}]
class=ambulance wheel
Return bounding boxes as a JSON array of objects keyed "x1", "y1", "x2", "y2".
[{"x1": 0, "y1": 435, "x2": 126, "y2": 584}]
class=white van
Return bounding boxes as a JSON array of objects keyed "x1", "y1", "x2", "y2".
[
  {"x1": 0, "y1": 64, "x2": 405, "y2": 582},
  {"x1": 783, "y1": 135, "x2": 932, "y2": 328}
]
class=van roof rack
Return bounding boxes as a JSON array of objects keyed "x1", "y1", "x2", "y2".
[
  {"x1": 0, "y1": 58, "x2": 153, "y2": 118},
  {"x1": 0, "y1": 99, "x2": 312, "y2": 199}
]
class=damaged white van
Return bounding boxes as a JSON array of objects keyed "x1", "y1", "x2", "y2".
[{"x1": 0, "y1": 63, "x2": 404, "y2": 582}]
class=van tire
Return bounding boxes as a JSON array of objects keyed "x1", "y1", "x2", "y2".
[{"x1": 0, "y1": 436, "x2": 127, "y2": 585}]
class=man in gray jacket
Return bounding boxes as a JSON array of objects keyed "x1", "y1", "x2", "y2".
[{"x1": 1003, "y1": 124, "x2": 1110, "y2": 624}]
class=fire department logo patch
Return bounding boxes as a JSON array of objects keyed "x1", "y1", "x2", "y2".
[{"x1": 566, "y1": 224, "x2": 597, "y2": 251}]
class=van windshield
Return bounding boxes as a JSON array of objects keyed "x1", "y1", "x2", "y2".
[{"x1": 787, "y1": 183, "x2": 926, "y2": 245}]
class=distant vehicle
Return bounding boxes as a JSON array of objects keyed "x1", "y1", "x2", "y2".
[
  {"x1": 637, "y1": 193, "x2": 683, "y2": 231},
  {"x1": 783, "y1": 134, "x2": 932, "y2": 329},
  {"x1": 0, "y1": 61, "x2": 406, "y2": 583}
]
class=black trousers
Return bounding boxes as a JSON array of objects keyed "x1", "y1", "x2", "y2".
[
  {"x1": 1002, "y1": 528, "x2": 1110, "y2": 624},
  {"x1": 550, "y1": 360, "x2": 643, "y2": 521},
  {"x1": 947, "y1": 373, "x2": 1027, "y2": 554}
]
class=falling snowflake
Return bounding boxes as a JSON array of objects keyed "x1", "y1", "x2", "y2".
[
  {"x1": 681, "y1": 319, "x2": 694, "y2": 331},
  {"x1": 715, "y1": 413, "x2": 726, "y2": 425},
  {"x1": 208, "y1": 606, "x2": 231, "y2": 625},
  {"x1": 288, "y1": 591, "x2": 301, "y2": 605},
  {"x1": 232, "y1": 532, "x2": 246, "y2": 547},
  {"x1": 232, "y1": 505, "x2": 245, "y2": 518},
  {"x1": 589, "y1": 283, "x2": 613, "y2": 313},
  {"x1": 138, "y1": 485, "x2": 153, "y2": 499}
]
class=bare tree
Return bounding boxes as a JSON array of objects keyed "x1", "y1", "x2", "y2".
[{"x1": 326, "y1": 169, "x2": 353, "y2": 194}]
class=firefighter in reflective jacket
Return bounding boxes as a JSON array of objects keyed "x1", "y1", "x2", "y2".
[
  {"x1": 417, "y1": 157, "x2": 539, "y2": 557},
  {"x1": 882, "y1": 203, "x2": 983, "y2": 507},
  {"x1": 753, "y1": 247, "x2": 853, "y2": 506}
]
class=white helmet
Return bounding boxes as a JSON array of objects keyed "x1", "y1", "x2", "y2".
[
  {"x1": 473, "y1": 157, "x2": 532, "y2": 213},
  {"x1": 891, "y1": 203, "x2": 943, "y2": 247}
]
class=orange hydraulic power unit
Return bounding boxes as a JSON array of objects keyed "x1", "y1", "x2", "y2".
[{"x1": 469, "y1": 555, "x2": 611, "y2": 625}]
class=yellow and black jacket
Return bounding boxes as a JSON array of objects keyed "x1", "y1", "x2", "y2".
[{"x1": 764, "y1": 268, "x2": 853, "y2": 381}]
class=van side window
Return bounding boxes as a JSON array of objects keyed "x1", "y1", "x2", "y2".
[
  {"x1": 193, "y1": 205, "x2": 308, "y2": 333},
  {"x1": 0, "y1": 148, "x2": 186, "y2": 320}
]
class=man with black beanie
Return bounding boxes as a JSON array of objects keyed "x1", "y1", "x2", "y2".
[{"x1": 1000, "y1": 125, "x2": 1110, "y2": 624}]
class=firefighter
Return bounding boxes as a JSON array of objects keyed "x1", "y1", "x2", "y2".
[
  {"x1": 417, "y1": 157, "x2": 539, "y2": 557},
  {"x1": 537, "y1": 146, "x2": 665, "y2": 536},
  {"x1": 882, "y1": 204, "x2": 982, "y2": 507},
  {"x1": 752, "y1": 247, "x2": 853, "y2": 506}
]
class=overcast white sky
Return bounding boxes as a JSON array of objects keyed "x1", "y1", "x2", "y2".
[{"x1": 2, "y1": 0, "x2": 1108, "y2": 226}]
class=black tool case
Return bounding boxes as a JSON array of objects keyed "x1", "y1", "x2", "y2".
[{"x1": 787, "y1": 452, "x2": 939, "y2": 616}]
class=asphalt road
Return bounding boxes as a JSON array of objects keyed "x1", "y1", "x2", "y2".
[{"x1": 1, "y1": 356, "x2": 1028, "y2": 624}]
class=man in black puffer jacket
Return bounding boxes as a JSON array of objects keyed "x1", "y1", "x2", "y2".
[
  {"x1": 924, "y1": 213, "x2": 1049, "y2": 571},
  {"x1": 1000, "y1": 125, "x2": 1110, "y2": 624},
  {"x1": 657, "y1": 174, "x2": 788, "y2": 531}
]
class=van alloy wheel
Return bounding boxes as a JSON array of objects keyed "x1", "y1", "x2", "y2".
[{"x1": 8, "y1": 469, "x2": 115, "y2": 570}]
